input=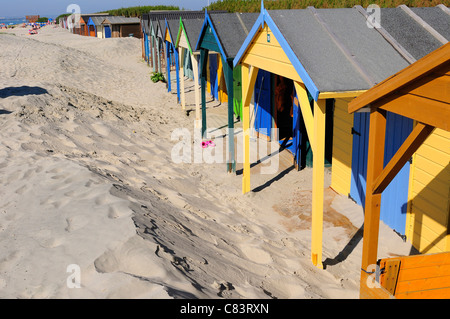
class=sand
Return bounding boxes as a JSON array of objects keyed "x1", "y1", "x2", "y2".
[{"x1": 0, "y1": 25, "x2": 415, "y2": 299}]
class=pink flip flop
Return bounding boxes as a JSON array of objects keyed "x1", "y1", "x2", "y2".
[
  {"x1": 201, "y1": 141, "x2": 208, "y2": 148},
  {"x1": 207, "y1": 140, "x2": 216, "y2": 147}
]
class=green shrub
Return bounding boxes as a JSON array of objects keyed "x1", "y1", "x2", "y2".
[{"x1": 151, "y1": 72, "x2": 166, "y2": 83}]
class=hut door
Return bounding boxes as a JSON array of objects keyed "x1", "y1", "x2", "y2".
[
  {"x1": 254, "y1": 69, "x2": 272, "y2": 140},
  {"x1": 380, "y1": 112, "x2": 413, "y2": 235},
  {"x1": 350, "y1": 112, "x2": 370, "y2": 207},
  {"x1": 89, "y1": 25, "x2": 95, "y2": 37},
  {"x1": 104, "y1": 26, "x2": 111, "y2": 38},
  {"x1": 350, "y1": 112, "x2": 413, "y2": 235}
]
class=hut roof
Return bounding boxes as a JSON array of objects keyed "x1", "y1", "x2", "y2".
[
  {"x1": 88, "y1": 16, "x2": 110, "y2": 26},
  {"x1": 103, "y1": 16, "x2": 140, "y2": 25},
  {"x1": 165, "y1": 18, "x2": 180, "y2": 43},
  {"x1": 348, "y1": 42, "x2": 450, "y2": 132},
  {"x1": 178, "y1": 17, "x2": 205, "y2": 52},
  {"x1": 196, "y1": 12, "x2": 259, "y2": 59},
  {"x1": 234, "y1": 6, "x2": 449, "y2": 100},
  {"x1": 379, "y1": 7, "x2": 450, "y2": 60}
]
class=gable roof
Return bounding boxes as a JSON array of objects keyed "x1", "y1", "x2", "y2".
[
  {"x1": 165, "y1": 18, "x2": 180, "y2": 44},
  {"x1": 234, "y1": 5, "x2": 449, "y2": 101},
  {"x1": 88, "y1": 16, "x2": 109, "y2": 26},
  {"x1": 176, "y1": 17, "x2": 205, "y2": 53},
  {"x1": 196, "y1": 12, "x2": 259, "y2": 60},
  {"x1": 379, "y1": 7, "x2": 449, "y2": 61},
  {"x1": 348, "y1": 42, "x2": 450, "y2": 131}
]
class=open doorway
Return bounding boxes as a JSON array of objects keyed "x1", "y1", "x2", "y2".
[{"x1": 274, "y1": 75, "x2": 294, "y2": 142}]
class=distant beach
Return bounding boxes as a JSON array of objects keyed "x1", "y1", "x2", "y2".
[{"x1": 0, "y1": 17, "x2": 27, "y2": 26}]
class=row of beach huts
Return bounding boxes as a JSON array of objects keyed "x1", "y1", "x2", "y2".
[
  {"x1": 60, "y1": 13, "x2": 141, "y2": 39},
  {"x1": 63, "y1": 4, "x2": 450, "y2": 299}
]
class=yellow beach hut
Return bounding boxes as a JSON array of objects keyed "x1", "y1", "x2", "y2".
[
  {"x1": 233, "y1": 4, "x2": 414, "y2": 268},
  {"x1": 348, "y1": 42, "x2": 450, "y2": 299}
]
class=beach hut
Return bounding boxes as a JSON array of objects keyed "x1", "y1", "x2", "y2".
[
  {"x1": 79, "y1": 15, "x2": 91, "y2": 36},
  {"x1": 163, "y1": 13, "x2": 207, "y2": 104},
  {"x1": 348, "y1": 42, "x2": 450, "y2": 299},
  {"x1": 233, "y1": 4, "x2": 418, "y2": 268},
  {"x1": 141, "y1": 14, "x2": 150, "y2": 62},
  {"x1": 164, "y1": 18, "x2": 183, "y2": 103},
  {"x1": 196, "y1": 11, "x2": 259, "y2": 173},
  {"x1": 101, "y1": 16, "x2": 141, "y2": 38},
  {"x1": 175, "y1": 16, "x2": 205, "y2": 126},
  {"x1": 87, "y1": 16, "x2": 109, "y2": 38},
  {"x1": 346, "y1": 5, "x2": 450, "y2": 240},
  {"x1": 145, "y1": 11, "x2": 206, "y2": 74}
]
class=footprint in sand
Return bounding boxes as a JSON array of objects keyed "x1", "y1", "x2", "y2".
[{"x1": 239, "y1": 244, "x2": 273, "y2": 265}]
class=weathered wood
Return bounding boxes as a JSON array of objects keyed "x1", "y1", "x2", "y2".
[
  {"x1": 372, "y1": 122, "x2": 435, "y2": 195},
  {"x1": 361, "y1": 108, "x2": 387, "y2": 272}
]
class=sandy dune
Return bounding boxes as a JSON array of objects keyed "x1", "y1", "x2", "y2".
[{"x1": 0, "y1": 25, "x2": 414, "y2": 299}]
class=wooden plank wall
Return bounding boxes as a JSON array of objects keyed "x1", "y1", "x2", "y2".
[
  {"x1": 242, "y1": 24, "x2": 302, "y2": 84},
  {"x1": 406, "y1": 128, "x2": 450, "y2": 253},
  {"x1": 380, "y1": 252, "x2": 450, "y2": 299},
  {"x1": 331, "y1": 98, "x2": 354, "y2": 196}
]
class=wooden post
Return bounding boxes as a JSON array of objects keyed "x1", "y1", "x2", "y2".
[
  {"x1": 224, "y1": 58, "x2": 236, "y2": 173},
  {"x1": 149, "y1": 33, "x2": 153, "y2": 68},
  {"x1": 200, "y1": 49, "x2": 208, "y2": 139},
  {"x1": 179, "y1": 47, "x2": 186, "y2": 110},
  {"x1": 360, "y1": 108, "x2": 387, "y2": 296},
  {"x1": 192, "y1": 53, "x2": 201, "y2": 129},
  {"x1": 311, "y1": 99, "x2": 326, "y2": 269},
  {"x1": 241, "y1": 64, "x2": 259, "y2": 194},
  {"x1": 175, "y1": 47, "x2": 181, "y2": 104},
  {"x1": 166, "y1": 42, "x2": 172, "y2": 92},
  {"x1": 141, "y1": 32, "x2": 145, "y2": 60},
  {"x1": 152, "y1": 36, "x2": 157, "y2": 72}
]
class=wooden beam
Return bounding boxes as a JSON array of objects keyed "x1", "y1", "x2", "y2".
[
  {"x1": 377, "y1": 92, "x2": 450, "y2": 131},
  {"x1": 318, "y1": 90, "x2": 366, "y2": 100},
  {"x1": 372, "y1": 122, "x2": 435, "y2": 194},
  {"x1": 294, "y1": 82, "x2": 315, "y2": 153},
  {"x1": 242, "y1": 64, "x2": 259, "y2": 194},
  {"x1": 360, "y1": 108, "x2": 387, "y2": 279},
  {"x1": 311, "y1": 99, "x2": 326, "y2": 269}
]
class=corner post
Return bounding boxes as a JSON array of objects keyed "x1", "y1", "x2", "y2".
[{"x1": 311, "y1": 99, "x2": 326, "y2": 269}]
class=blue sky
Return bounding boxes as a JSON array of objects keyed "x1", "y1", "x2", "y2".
[{"x1": 1, "y1": 0, "x2": 215, "y2": 18}]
